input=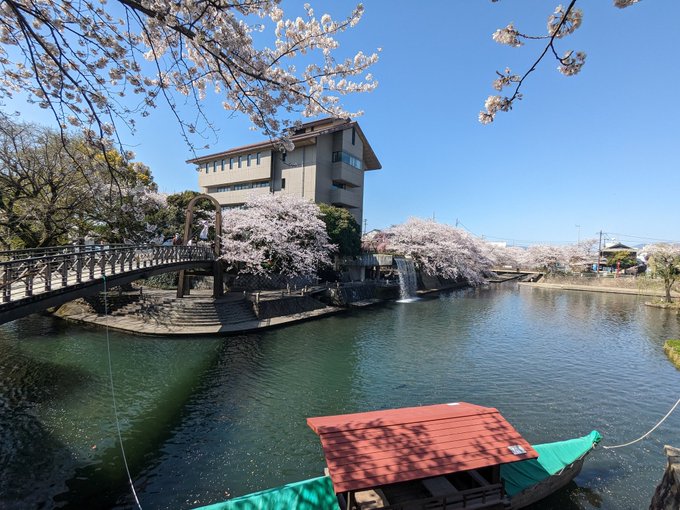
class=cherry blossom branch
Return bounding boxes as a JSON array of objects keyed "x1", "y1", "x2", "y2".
[{"x1": 480, "y1": 0, "x2": 638, "y2": 124}]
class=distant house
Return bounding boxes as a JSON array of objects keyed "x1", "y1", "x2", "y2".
[
  {"x1": 601, "y1": 242, "x2": 638, "y2": 260},
  {"x1": 599, "y1": 242, "x2": 639, "y2": 270},
  {"x1": 186, "y1": 117, "x2": 381, "y2": 226}
]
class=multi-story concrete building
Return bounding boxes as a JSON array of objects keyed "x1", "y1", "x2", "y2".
[{"x1": 187, "y1": 118, "x2": 381, "y2": 225}]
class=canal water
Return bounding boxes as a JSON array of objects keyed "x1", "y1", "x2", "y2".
[{"x1": 1, "y1": 284, "x2": 679, "y2": 509}]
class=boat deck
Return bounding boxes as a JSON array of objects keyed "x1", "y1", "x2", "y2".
[{"x1": 350, "y1": 467, "x2": 505, "y2": 510}]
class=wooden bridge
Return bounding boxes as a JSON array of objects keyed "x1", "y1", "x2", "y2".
[{"x1": 0, "y1": 244, "x2": 216, "y2": 325}]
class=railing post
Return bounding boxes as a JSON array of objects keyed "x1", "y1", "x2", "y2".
[
  {"x1": 2, "y1": 265, "x2": 11, "y2": 303},
  {"x1": 76, "y1": 252, "x2": 83, "y2": 284},
  {"x1": 89, "y1": 255, "x2": 95, "y2": 279},
  {"x1": 45, "y1": 261, "x2": 52, "y2": 291},
  {"x1": 110, "y1": 250, "x2": 116, "y2": 274},
  {"x1": 99, "y1": 251, "x2": 106, "y2": 277},
  {"x1": 25, "y1": 273, "x2": 33, "y2": 297},
  {"x1": 61, "y1": 256, "x2": 68, "y2": 287}
]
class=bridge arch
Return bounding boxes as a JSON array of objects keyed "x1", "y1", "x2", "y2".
[
  {"x1": 182, "y1": 194, "x2": 222, "y2": 257},
  {"x1": 178, "y1": 194, "x2": 223, "y2": 298}
]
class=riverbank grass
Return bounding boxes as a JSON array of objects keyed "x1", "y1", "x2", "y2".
[{"x1": 663, "y1": 340, "x2": 680, "y2": 370}]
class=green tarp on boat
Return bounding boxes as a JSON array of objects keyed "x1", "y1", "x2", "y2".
[
  {"x1": 193, "y1": 475, "x2": 340, "y2": 510},
  {"x1": 501, "y1": 430, "x2": 602, "y2": 497}
]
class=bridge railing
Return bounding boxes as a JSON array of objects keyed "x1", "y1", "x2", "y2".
[
  {"x1": 0, "y1": 244, "x2": 131, "y2": 262},
  {"x1": 0, "y1": 245, "x2": 213, "y2": 304}
]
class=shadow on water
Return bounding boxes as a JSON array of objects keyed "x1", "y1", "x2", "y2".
[
  {"x1": 0, "y1": 314, "x2": 224, "y2": 509},
  {"x1": 0, "y1": 350, "x2": 95, "y2": 509}
]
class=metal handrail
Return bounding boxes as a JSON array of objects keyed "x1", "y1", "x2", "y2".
[
  {"x1": 0, "y1": 244, "x2": 130, "y2": 261},
  {"x1": 0, "y1": 245, "x2": 214, "y2": 304}
]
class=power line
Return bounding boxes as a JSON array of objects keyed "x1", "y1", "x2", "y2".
[{"x1": 606, "y1": 232, "x2": 680, "y2": 244}]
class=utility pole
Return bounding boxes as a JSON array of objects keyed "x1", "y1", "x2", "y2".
[
  {"x1": 596, "y1": 230, "x2": 603, "y2": 276},
  {"x1": 363, "y1": 218, "x2": 367, "y2": 236}
]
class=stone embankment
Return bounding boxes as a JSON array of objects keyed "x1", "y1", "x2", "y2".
[
  {"x1": 520, "y1": 274, "x2": 679, "y2": 300},
  {"x1": 650, "y1": 446, "x2": 680, "y2": 510},
  {"x1": 55, "y1": 288, "x2": 342, "y2": 335},
  {"x1": 53, "y1": 277, "x2": 467, "y2": 335}
]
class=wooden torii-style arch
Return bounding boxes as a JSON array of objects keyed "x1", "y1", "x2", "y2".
[{"x1": 177, "y1": 194, "x2": 223, "y2": 298}]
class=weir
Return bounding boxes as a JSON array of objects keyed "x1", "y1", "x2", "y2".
[{"x1": 394, "y1": 257, "x2": 418, "y2": 301}]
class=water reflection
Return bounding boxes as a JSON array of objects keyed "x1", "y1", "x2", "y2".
[{"x1": 1, "y1": 284, "x2": 680, "y2": 509}]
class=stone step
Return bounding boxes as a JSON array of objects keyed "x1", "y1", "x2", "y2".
[{"x1": 112, "y1": 295, "x2": 257, "y2": 326}]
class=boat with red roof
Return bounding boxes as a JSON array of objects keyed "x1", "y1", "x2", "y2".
[{"x1": 195, "y1": 402, "x2": 600, "y2": 510}]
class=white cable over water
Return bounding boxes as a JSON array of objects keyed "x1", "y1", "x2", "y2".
[
  {"x1": 103, "y1": 275, "x2": 143, "y2": 509},
  {"x1": 602, "y1": 395, "x2": 680, "y2": 450}
]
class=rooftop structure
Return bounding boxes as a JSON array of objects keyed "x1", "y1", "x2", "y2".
[
  {"x1": 307, "y1": 402, "x2": 537, "y2": 495},
  {"x1": 187, "y1": 118, "x2": 381, "y2": 224}
]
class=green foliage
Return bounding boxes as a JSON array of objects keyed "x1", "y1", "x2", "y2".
[
  {"x1": 318, "y1": 203, "x2": 361, "y2": 257},
  {"x1": 664, "y1": 340, "x2": 680, "y2": 370},
  {"x1": 665, "y1": 340, "x2": 680, "y2": 352},
  {"x1": 607, "y1": 251, "x2": 636, "y2": 269},
  {"x1": 0, "y1": 117, "x2": 162, "y2": 248},
  {"x1": 142, "y1": 272, "x2": 179, "y2": 289},
  {"x1": 162, "y1": 191, "x2": 215, "y2": 241}
]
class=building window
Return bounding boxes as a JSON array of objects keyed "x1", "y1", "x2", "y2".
[
  {"x1": 281, "y1": 178, "x2": 286, "y2": 189},
  {"x1": 351, "y1": 127, "x2": 356, "y2": 145},
  {"x1": 256, "y1": 152, "x2": 261, "y2": 165},
  {"x1": 332, "y1": 182, "x2": 347, "y2": 190},
  {"x1": 238, "y1": 155, "x2": 242, "y2": 168},
  {"x1": 212, "y1": 161, "x2": 217, "y2": 173},
  {"x1": 221, "y1": 159, "x2": 225, "y2": 171},
  {"x1": 205, "y1": 163, "x2": 209, "y2": 174},
  {"x1": 229, "y1": 157, "x2": 234, "y2": 170},
  {"x1": 332, "y1": 151, "x2": 362, "y2": 170},
  {"x1": 247, "y1": 154, "x2": 251, "y2": 167}
]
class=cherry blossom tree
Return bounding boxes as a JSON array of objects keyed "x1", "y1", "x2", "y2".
[
  {"x1": 492, "y1": 245, "x2": 529, "y2": 269},
  {"x1": 523, "y1": 244, "x2": 567, "y2": 272},
  {"x1": 521, "y1": 240, "x2": 597, "y2": 273},
  {"x1": 220, "y1": 193, "x2": 333, "y2": 277},
  {"x1": 481, "y1": 0, "x2": 640, "y2": 123},
  {"x1": 0, "y1": 0, "x2": 378, "y2": 151},
  {"x1": 642, "y1": 243, "x2": 680, "y2": 303},
  {"x1": 383, "y1": 218, "x2": 495, "y2": 286}
]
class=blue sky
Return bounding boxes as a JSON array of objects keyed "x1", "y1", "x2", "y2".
[{"x1": 6, "y1": 1, "x2": 679, "y2": 247}]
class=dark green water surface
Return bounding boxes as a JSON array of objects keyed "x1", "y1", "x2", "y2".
[{"x1": 1, "y1": 284, "x2": 679, "y2": 509}]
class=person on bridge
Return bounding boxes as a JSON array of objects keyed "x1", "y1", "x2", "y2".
[{"x1": 172, "y1": 233, "x2": 182, "y2": 246}]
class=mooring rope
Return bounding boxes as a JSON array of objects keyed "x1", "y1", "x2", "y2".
[
  {"x1": 103, "y1": 275, "x2": 143, "y2": 509},
  {"x1": 602, "y1": 395, "x2": 680, "y2": 450}
]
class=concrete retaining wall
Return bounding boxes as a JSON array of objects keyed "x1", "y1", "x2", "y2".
[{"x1": 253, "y1": 295, "x2": 327, "y2": 320}]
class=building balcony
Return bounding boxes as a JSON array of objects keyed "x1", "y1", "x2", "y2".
[
  {"x1": 331, "y1": 161, "x2": 363, "y2": 188},
  {"x1": 330, "y1": 187, "x2": 362, "y2": 209}
]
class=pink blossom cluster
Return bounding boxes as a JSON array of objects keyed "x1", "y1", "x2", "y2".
[
  {"x1": 0, "y1": 0, "x2": 378, "y2": 149},
  {"x1": 220, "y1": 193, "x2": 333, "y2": 277},
  {"x1": 481, "y1": 0, "x2": 640, "y2": 124},
  {"x1": 378, "y1": 218, "x2": 496, "y2": 286}
]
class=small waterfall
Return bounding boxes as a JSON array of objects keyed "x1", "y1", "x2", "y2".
[{"x1": 395, "y1": 257, "x2": 419, "y2": 301}]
